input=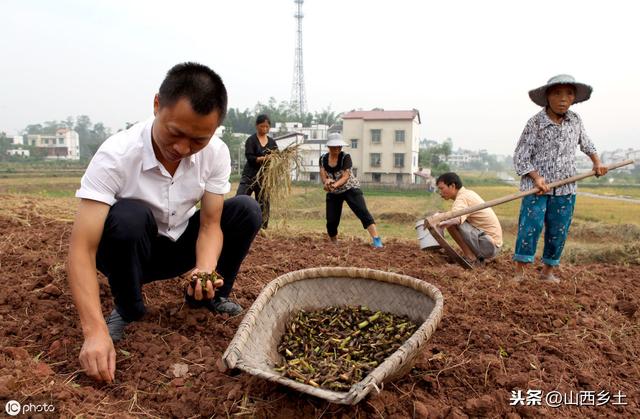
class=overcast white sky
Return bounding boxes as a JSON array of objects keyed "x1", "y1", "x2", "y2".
[{"x1": 1, "y1": 0, "x2": 638, "y2": 154}]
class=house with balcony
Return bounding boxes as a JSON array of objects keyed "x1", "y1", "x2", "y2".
[
  {"x1": 341, "y1": 109, "x2": 421, "y2": 184},
  {"x1": 26, "y1": 128, "x2": 80, "y2": 160}
]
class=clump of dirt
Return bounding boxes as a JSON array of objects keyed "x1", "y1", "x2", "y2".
[{"x1": 0, "y1": 197, "x2": 639, "y2": 417}]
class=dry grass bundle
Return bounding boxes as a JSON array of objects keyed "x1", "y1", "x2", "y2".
[{"x1": 254, "y1": 144, "x2": 302, "y2": 205}]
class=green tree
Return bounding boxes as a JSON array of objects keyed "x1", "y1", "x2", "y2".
[
  {"x1": 24, "y1": 124, "x2": 43, "y2": 135},
  {"x1": 64, "y1": 116, "x2": 75, "y2": 129},
  {"x1": 74, "y1": 115, "x2": 93, "y2": 158},
  {"x1": 299, "y1": 112, "x2": 314, "y2": 127},
  {"x1": 226, "y1": 100, "x2": 342, "y2": 134},
  {"x1": 314, "y1": 107, "x2": 338, "y2": 126},
  {"x1": 92, "y1": 122, "x2": 107, "y2": 139},
  {"x1": 225, "y1": 108, "x2": 254, "y2": 134},
  {"x1": 43, "y1": 120, "x2": 63, "y2": 135},
  {"x1": 0, "y1": 132, "x2": 11, "y2": 160},
  {"x1": 419, "y1": 141, "x2": 451, "y2": 176},
  {"x1": 84, "y1": 122, "x2": 111, "y2": 156},
  {"x1": 254, "y1": 97, "x2": 296, "y2": 124},
  {"x1": 221, "y1": 127, "x2": 247, "y2": 172}
]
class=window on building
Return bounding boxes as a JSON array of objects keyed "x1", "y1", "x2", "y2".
[
  {"x1": 394, "y1": 153, "x2": 405, "y2": 168},
  {"x1": 351, "y1": 139, "x2": 358, "y2": 148},
  {"x1": 371, "y1": 129, "x2": 381, "y2": 144},
  {"x1": 396, "y1": 173, "x2": 403, "y2": 184},
  {"x1": 372, "y1": 173, "x2": 381, "y2": 182},
  {"x1": 395, "y1": 130, "x2": 405, "y2": 143},
  {"x1": 309, "y1": 172, "x2": 318, "y2": 182},
  {"x1": 58, "y1": 138, "x2": 64, "y2": 145},
  {"x1": 370, "y1": 153, "x2": 381, "y2": 167}
]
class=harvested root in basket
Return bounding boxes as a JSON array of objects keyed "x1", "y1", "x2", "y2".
[{"x1": 275, "y1": 305, "x2": 417, "y2": 391}]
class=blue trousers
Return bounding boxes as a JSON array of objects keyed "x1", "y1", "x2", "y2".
[{"x1": 513, "y1": 194, "x2": 576, "y2": 266}]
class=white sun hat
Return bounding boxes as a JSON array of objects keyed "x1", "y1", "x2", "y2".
[
  {"x1": 528, "y1": 74, "x2": 593, "y2": 107},
  {"x1": 326, "y1": 133, "x2": 348, "y2": 147}
]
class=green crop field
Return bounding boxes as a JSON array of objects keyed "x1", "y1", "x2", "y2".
[{"x1": 1, "y1": 172, "x2": 639, "y2": 265}]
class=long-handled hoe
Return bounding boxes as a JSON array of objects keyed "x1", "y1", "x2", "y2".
[{"x1": 418, "y1": 159, "x2": 634, "y2": 269}]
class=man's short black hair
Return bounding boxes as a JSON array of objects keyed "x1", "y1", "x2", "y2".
[
  {"x1": 158, "y1": 62, "x2": 228, "y2": 119},
  {"x1": 436, "y1": 172, "x2": 462, "y2": 189}
]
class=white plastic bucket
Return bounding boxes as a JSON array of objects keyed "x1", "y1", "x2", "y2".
[{"x1": 415, "y1": 219, "x2": 439, "y2": 249}]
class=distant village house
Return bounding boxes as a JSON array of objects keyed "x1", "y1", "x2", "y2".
[
  {"x1": 341, "y1": 109, "x2": 421, "y2": 184},
  {"x1": 22, "y1": 128, "x2": 80, "y2": 160}
]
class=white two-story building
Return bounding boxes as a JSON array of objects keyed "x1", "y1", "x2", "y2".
[
  {"x1": 341, "y1": 109, "x2": 421, "y2": 184},
  {"x1": 26, "y1": 128, "x2": 80, "y2": 160}
]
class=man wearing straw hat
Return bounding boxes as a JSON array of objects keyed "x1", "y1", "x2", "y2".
[{"x1": 513, "y1": 74, "x2": 608, "y2": 283}]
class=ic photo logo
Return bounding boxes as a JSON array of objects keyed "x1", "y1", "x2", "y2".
[
  {"x1": 4, "y1": 400, "x2": 55, "y2": 416},
  {"x1": 5, "y1": 400, "x2": 21, "y2": 416}
]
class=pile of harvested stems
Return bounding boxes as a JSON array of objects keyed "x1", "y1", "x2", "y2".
[
  {"x1": 255, "y1": 143, "x2": 302, "y2": 205},
  {"x1": 275, "y1": 306, "x2": 417, "y2": 391}
]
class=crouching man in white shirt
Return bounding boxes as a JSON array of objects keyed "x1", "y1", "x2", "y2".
[{"x1": 67, "y1": 62, "x2": 262, "y2": 383}]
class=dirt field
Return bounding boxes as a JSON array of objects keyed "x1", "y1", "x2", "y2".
[{"x1": 1, "y1": 200, "x2": 638, "y2": 418}]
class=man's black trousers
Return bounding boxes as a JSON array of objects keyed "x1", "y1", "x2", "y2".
[{"x1": 96, "y1": 196, "x2": 262, "y2": 321}]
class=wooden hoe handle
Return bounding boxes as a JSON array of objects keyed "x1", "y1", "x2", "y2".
[{"x1": 428, "y1": 159, "x2": 634, "y2": 224}]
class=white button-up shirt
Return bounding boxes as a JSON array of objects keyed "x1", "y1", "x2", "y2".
[{"x1": 76, "y1": 117, "x2": 231, "y2": 241}]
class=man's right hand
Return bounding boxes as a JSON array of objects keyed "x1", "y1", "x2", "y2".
[
  {"x1": 79, "y1": 330, "x2": 116, "y2": 382},
  {"x1": 186, "y1": 269, "x2": 224, "y2": 300}
]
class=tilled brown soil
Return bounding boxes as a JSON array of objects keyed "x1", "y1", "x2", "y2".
[{"x1": 0, "y1": 204, "x2": 638, "y2": 418}]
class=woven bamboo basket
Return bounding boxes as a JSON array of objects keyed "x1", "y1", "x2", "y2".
[{"x1": 221, "y1": 267, "x2": 444, "y2": 405}]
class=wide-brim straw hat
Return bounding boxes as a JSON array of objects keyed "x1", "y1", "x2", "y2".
[
  {"x1": 528, "y1": 74, "x2": 593, "y2": 107},
  {"x1": 326, "y1": 133, "x2": 348, "y2": 147}
]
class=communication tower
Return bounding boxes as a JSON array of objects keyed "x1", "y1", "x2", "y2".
[{"x1": 290, "y1": 0, "x2": 307, "y2": 115}]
